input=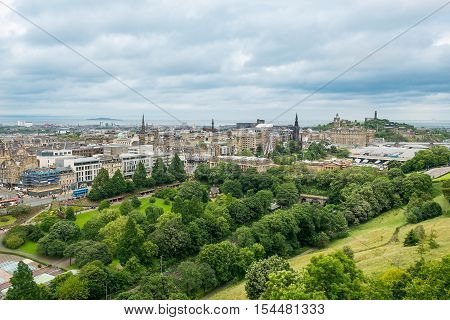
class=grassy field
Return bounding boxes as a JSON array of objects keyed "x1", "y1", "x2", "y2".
[
  {"x1": 0, "y1": 215, "x2": 16, "y2": 227},
  {"x1": 18, "y1": 240, "x2": 38, "y2": 255},
  {"x1": 75, "y1": 210, "x2": 96, "y2": 228},
  {"x1": 75, "y1": 197, "x2": 172, "y2": 228},
  {"x1": 207, "y1": 192, "x2": 450, "y2": 300}
]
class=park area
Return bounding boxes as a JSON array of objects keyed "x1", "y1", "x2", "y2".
[
  {"x1": 15, "y1": 196, "x2": 172, "y2": 256},
  {"x1": 74, "y1": 196, "x2": 172, "y2": 228},
  {"x1": 207, "y1": 179, "x2": 450, "y2": 300}
]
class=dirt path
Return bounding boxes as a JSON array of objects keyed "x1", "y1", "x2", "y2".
[{"x1": 354, "y1": 223, "x2": 407, "y2": 254}]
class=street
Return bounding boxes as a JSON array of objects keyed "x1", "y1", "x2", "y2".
[{"x1": 0, "y1": 188, "x2": 71, "y2": 207}]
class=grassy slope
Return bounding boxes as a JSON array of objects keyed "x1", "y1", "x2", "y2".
[{"x1": 207, "y1": 184, "x2": 450, "y2": 300}]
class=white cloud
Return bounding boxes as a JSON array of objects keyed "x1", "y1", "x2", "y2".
[{"x1": 222, "y1": 49, "x2": 253, "y2": 72}]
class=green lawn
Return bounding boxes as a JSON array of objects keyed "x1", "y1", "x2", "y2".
[
  {"x1": 207, "y1": 192, "x2": 450, "y2": 300},
  {"x1": 0, "y1": 215, "x2": 16, "y2": 227},
  {"x1": 75, "y1": 196, "x2": 172, "y2": 228},
  {"x1": 75, "y1": 210, "x2": 96, "y2": 228},
  {"x1": 18, "y1": 240, "x2": 38, "y2": 255}
]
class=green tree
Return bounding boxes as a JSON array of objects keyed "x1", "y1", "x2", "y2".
[
  {"x1": 178, "y1": 181, "x2": 208, "y2": 202},
  {"x1": 198, "y1": 240, "x2": 239, "y2": 283},
  {"x1": 404, "y1": 229, "x2": 420, "y2": 247},
  {"x1": 109, "y1": 170, "x2": 128, "y2": 195},
  {"x1": 169, "y1": 153, "x2": 187, "y2": 182},
  {"x1": 37, "y1": 220, "x2": 80, "y2": 257},
  {"x1": 130, "y1": 196, "x2": 142, "y2": 209},
  {"x1": 140, "y1": 241, "x2": 159, "y2": 265},
  {"x1": 64, "y1": 240, "x2": 112, "y2": 267},
  {"x1": 152, "y1": 158, "x2": 170, "y2": 185},
  {"x1": 47, "y1": 220, "x2": 80, "y2": 242},
  {"x1": 88, "y1": 168, "x2": 110, "y2": 200},
  {"x1": 65, "y1": 207, "x2": 75, "y2": 221},
  {"x1": 173, "y1": 261, "x2": 218, "y2": 298},
  {"x1": 99, "y1": 215, "x2": 128, "y2": 255},
  {"x1": 194, "y1": 164, "x2": 211, "y2": 183},
  {"x1": 5, "y1": 261, "x2": 42, "y2": 300},
  {"x1": 227, "y1": 199, "x2": 251, "y2": 226},
  {"x1": 117, "y1": 218, "x2": 145, "y2": 264},
  {"x1": 133, "y1": 162, "x2": 148, "y2": 189},
  {"x1": 245, "y1": 255, "x2": 292, "y2": 299},
  {"x1": 261, "y1": 270, "x2": 326, "y2": 300},
  {"x1": 404, "y1": 255, "x2": 450, "y2": 299},
  {"x1": 276, "y1": 182, "x2": 299, "y2": 207},
  {"x1": 119, "y1": 199, "x2": 133, "y2": 215},
  {"x1": 78, "y1": 261, "x2": 109, "y2": 299},
  {"x1": 122, "y1": 256, "x2": 146, "y2": 285},
  {"x1": 98, "y1": 200, "x2": 110, "y2": 211},
  {"x1": 133, "y1": 274, "x2": 182, "y2": 300},
  {"x1": 151, "y1": 217, "x2": 192, "y2": 259},
  {"x1": 54, "y1": 276, "x2": 89, "y2": 300},
  {"x1": 303, "y1": 251, "x2": 365, "y2": 299},
  {"x1": 145, "y1": 206, "x2": 164, "y2": 224},
  {"x1": 221, "y1": 179, "x2": 243, "y2": 198}
]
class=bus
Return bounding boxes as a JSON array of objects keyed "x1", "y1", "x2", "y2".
[
  {"x1": 72, "y1": 188, "x2": 89, "y2": 199},
  {"x1": 0, "y1": 197, "x2": 20, "y2": 209}
]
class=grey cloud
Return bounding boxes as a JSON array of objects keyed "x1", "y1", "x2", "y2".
[{"x1": 0, "y1": 0, "x2": 449, "y2": 123}]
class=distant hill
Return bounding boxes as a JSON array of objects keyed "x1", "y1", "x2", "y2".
[{"x1": 86, "y1": 117, "x2": 121, "y2": 121}]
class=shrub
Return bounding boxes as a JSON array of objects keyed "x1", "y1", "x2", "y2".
[
  {"x1": 4, "y1": 234, "x2": 25, "y2": 249},
  {"x1": 406, "y1": 201, "x2": 442, "y2": 223},
  {"x1": 2, "y1": 226, "x2": 28, "y2": 249},
  {"x1": 98, "y1": 200, "x2": 110, "y2": 211},
  {"x1": 163, "y1": 198, "x2": 170, "y2": 205},
  {"x1": 39, "y1": 216, "x2": 60, "y2": 232},
  {"x1": 313, "y1": 232, "x2": 330, "y2": 249},
  {"x1": 404, "y1": 229, "x2": 420, "y2": 247},
  {"x1": 8, "y1": 205, "x2": 32, "y2": 216},
  {"x1": 145, "y1": 206, "x2": 164, "y2": 224},
  {"x1": 148, "y1": 197, "x2": 156, "y2": 203},
  {"x1": 26, "y1": 225, "x2": 44, "y2": 242},
  {"x1": 65, "y1": 207, "x2": 76, "y2": 221},
  {"x1": 154, "y1": 188, "x2": 177, "y2": 200},
  {"x1": 119, "y1": 200, "x2": 133, "y2": 215},
  {"x1": 131, "y1": 196, "x2": 141, "y2": 209}
]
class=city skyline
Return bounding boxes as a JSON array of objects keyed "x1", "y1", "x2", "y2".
[{"x1": 1, "y1": 0, "x2": 450, "y2": 122}]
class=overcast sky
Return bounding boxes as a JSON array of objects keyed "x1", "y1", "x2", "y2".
[{"x1": 0, "y1": 0, "x2": 449, "y2": 124}]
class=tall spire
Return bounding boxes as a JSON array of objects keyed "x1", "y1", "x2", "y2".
[
  {"x1": 212, "y1": 118, "x2": 215, "y2": 131},
  {"x1": 293, "y1": 113, "x2": 300, "y2": 142},
  {"x1": 141, "y1": 114, "x2": 146, "y2": 133}
]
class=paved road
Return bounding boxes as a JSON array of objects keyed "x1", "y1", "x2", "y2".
[{"x1": 0, "y1": 188, "x2": 71, "y2": 207}]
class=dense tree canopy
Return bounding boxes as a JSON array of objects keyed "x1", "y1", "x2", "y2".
[{"x1": 401, "y1": 146, "x2": 450, "y2": 173}]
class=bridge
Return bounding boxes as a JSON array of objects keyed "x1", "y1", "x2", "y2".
[{"x1": 299, "y1": 194, "x2": 328, "y2": 205}]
